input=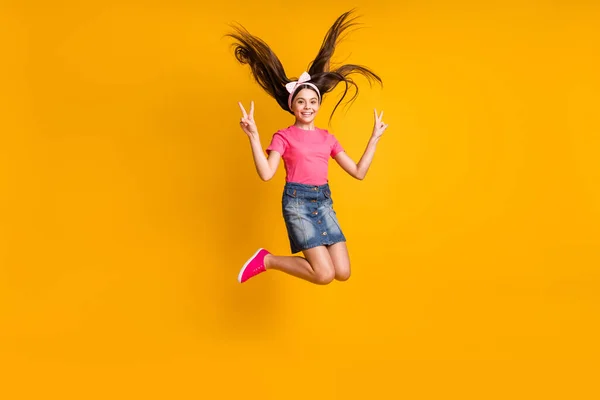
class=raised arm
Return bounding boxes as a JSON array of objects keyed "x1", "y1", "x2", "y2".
[
  {"x1": 334, "y1": 109, "x2": 389, "y2": 180},
  {"x1": 239, "y1": 101, "x2": 281, "y2": 181}
]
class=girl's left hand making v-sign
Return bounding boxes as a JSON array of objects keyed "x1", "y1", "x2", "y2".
[{"x1": 372, "y1": 108, "x2": 389, "y2": 140}]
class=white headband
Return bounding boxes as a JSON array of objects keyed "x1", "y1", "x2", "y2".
[{"x1": 285, "y1": 72, "x2": 321, "y2": 110}]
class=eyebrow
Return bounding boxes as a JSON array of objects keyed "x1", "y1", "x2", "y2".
[{"x1": 296, "y1": 97, "x2": 318, "y2": 101}]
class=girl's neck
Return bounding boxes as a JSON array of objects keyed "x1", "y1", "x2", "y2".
[{"x1": 294, "y1": 120, "x2": 316, "y2": 131}]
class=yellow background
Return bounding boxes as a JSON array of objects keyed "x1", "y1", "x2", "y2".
[{"x1": 1, "y1": 0, "x2": 599, "y2": 398}]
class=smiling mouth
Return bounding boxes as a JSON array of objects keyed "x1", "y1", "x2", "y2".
[{"x1": 301, "y1": 112, "x2": 313, "y2": 116}]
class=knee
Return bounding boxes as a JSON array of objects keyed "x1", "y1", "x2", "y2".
[
  {"x1": 314, "y1": 268, "x2": 336, "y2": 285},
  {"x1": 335, "y1": 271, "x2": 351, "y2": 282}
]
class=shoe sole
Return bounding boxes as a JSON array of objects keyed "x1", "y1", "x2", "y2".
[{"x1": 238, "y1": 248, "x2": 264, "y2": 283}]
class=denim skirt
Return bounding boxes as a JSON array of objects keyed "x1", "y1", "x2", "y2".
[{"x1": 281, "y1": 182, "x2": 346, "y2": 254}]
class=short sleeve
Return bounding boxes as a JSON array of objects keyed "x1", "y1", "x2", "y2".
[
  {"x1": 330, "y1": 134, "x2": 344, "y2": 158},
  {"x1": 266, "y1": 131, "x2": 288, "y2": 156}
]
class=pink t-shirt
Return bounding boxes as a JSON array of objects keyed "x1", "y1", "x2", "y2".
[{"x1": 266, "y1": 125, "x2": 345, "y2": 185}]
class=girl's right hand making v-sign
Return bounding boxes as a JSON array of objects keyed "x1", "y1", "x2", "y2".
[{"x1": 238, "y1": 101, "x2": 259, "y2": 139}]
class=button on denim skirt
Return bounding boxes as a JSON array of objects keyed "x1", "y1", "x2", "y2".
[{"x1": 281, "y1": 182, "x2": 346, "y2": 254}]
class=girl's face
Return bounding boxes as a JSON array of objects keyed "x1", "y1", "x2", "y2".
[{"x1": 291, "y1": 88, "x2": 320, "y2": 125}]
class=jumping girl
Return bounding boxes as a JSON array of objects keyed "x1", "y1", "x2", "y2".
[{"x1": 229, "y1": 10, "x2": 389, "y2": 284}]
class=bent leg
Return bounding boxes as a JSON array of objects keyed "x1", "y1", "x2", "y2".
[
  {"x1": 327, "y1": 242, "x2": 351, "y2": 281},
  {"x1": 265, "y1": 246, "x2": 336, "y2": 285}
]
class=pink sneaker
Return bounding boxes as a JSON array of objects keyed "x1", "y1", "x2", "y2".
[{"x1": 238, "y1": 248, "x2": 271, "y2": 283}]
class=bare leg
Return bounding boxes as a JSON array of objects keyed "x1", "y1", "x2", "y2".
[
  {"x1": 264, "y1": 246, "x2": 336, "y2": 285},
  {"x1": 327, "y1": 242, "x2": 351, "y2": 281}
]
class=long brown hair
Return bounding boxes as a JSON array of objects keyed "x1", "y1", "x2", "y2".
[{"x1": 227, "y1": 10, "x2": 382, "y2": 122}]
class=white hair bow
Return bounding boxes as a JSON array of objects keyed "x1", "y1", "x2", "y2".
[{"x1": 285, "y1": 72, "x2": 312, "y2": 94}]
